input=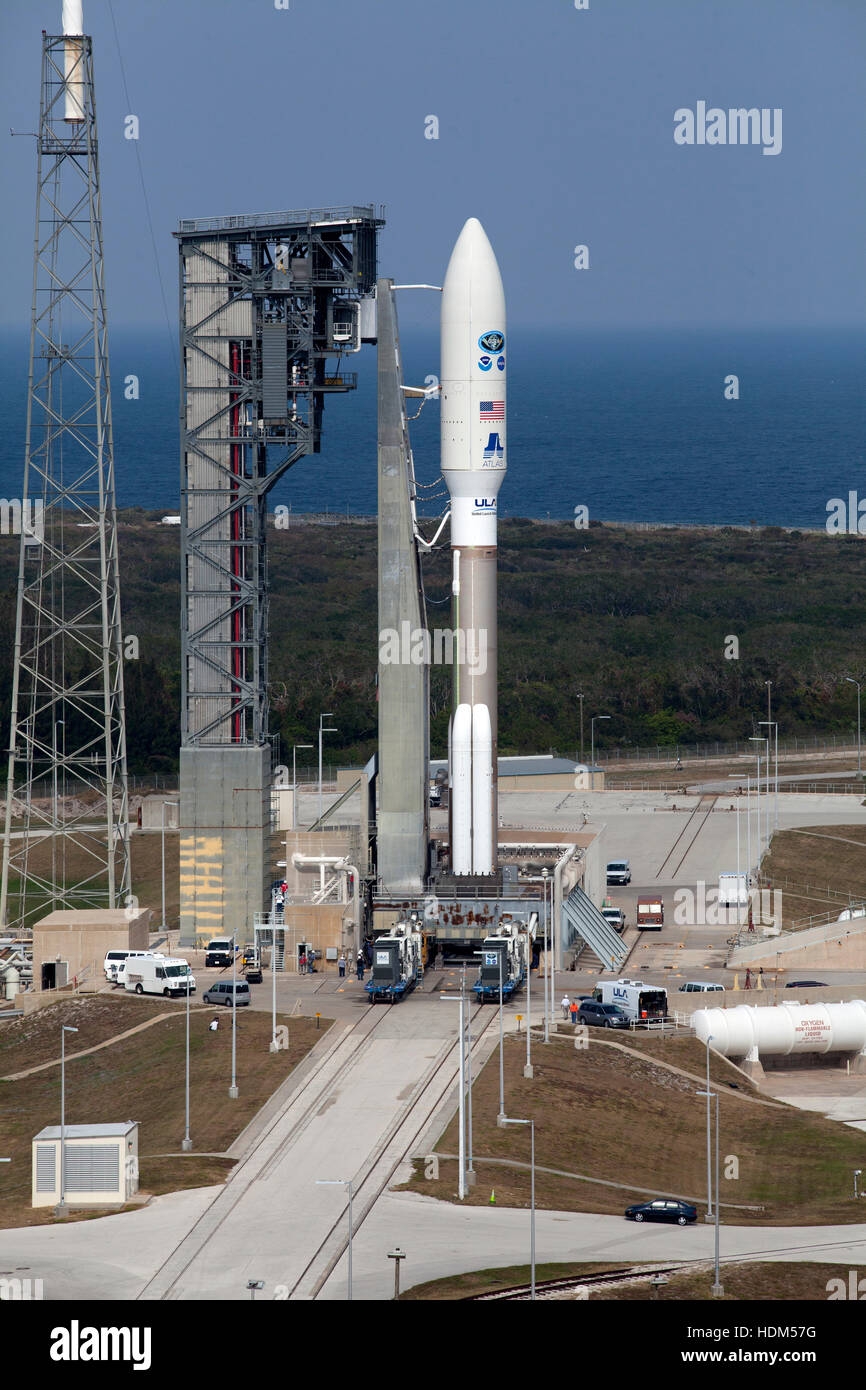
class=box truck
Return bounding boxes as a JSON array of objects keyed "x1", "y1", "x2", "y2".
[{"x1": 125, "y1": 956, "x2": 195, "y2": 998}]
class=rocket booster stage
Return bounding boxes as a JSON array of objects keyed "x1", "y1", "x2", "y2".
[{"x1": 441, "y1": 218, "x2": 506, "y2": 876}]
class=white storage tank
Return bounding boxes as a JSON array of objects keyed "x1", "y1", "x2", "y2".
[{"x1": 693, "y1": 1001, "x2": 866, "y2": 1058}]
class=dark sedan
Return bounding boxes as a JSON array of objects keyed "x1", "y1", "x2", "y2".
[
  {"x1": 577, "y1": 1001, "x2": 630, "y2": 1029},
  {"x1": 625, "y1": 1199, "x2": 697, "y2": 1226}
]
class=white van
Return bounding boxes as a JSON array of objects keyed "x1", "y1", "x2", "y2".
[
  {"x1": 125, "y1": 956, "x2": 195, "y2": 998},
  {"x1": 114, "y1": 950, "x2": 164, "y2": 986}
]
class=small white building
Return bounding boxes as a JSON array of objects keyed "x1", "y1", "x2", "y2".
[{"x1": 31, "y1": 1121, "x2": 139, "y2": 1209}]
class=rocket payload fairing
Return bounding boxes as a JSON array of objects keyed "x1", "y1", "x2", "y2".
[{"x1": 441, "y1": 218, "x2": 506, "y2": 876}]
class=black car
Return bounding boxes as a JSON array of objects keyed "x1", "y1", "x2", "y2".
[
  {"x1": 577, "y1": 1001, "x2": 630, "y2": 1029},
  {"x1": 785, "y1": 980, "x2": 827, "y2": 988},
  {"x1": 625, "y1": 1199, "x2": 697, "y2": 1226}
]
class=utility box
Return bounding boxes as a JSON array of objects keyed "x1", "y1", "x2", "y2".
[{"x1": 31, "y1": 1121, "x2": 139, "y2": 1209}]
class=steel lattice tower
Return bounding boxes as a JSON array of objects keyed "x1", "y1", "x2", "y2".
[{"x1": 0, "y1": 22, "x2": 131, "y2": 931}]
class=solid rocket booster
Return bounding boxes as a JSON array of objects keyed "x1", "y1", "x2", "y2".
[{"x1": 441, "y1": 218, "x2": 506, "y2": 876}]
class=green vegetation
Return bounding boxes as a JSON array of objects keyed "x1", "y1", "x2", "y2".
[
  {"x1": 400, "y1": 1032, "x2": 866, "y2": 1226},
  {"x1": 2, "y1": 514, "x2": 865, "y2": 770},
  {"x1": 0, "y1": 995, "x2": 330, "y2": 1228}
]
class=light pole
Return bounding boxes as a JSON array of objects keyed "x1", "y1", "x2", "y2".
[
  {"x1": 497, "y1": 950, "x2": 506, "y2": 1124},
  {"x1": 318, "y1": 715, "x2": 338, "y2": 822},
  {"x1": 542, "y1": 869, "x2": 550, "y2": 1043},
  {"x1": 463, "y1": 965, "x2": 475, "y2": 1184},
  {"x1": 388, "y1": 1247, "x2": 406, "y2": 1299},
  {"x1": 749, "y1": 736, "x2": 769, "y2": 865},
  {"x1": 758, "y1": 721, "x2": 778, "y2": 833},
  {"x1": 441, "y1": 993, "x2": 466, "y2": 1198},
  {"x1": 577, "y1": 693, "x2": 584, "y2": 763},
  {"x1": 524, "y1": 919, "x2": 534, "y2": 1079},
  {"x1": 845, "y1": 678, "x2": 862, "y2": 778},
  {"x1": 182, "y1": 961, "x2": 192, "y2": 1150},
  {"x1": 161, "y1": 800, "x2": 179, "y2": 932},
  {"x1": 590, "y1": 714, "x2": 610, "y2": 770},
  {"x1": 229, "y1": 927, "x2": 238, "y2": 1099},
  {"x1": 56, "y1": 1024, "x2": 78, "y2": 1215},
  {"x1": 247, "y1": 1280, "x2": 264, "y2": 1301},
  {"x1": 293, "y1": 742, "x2": 314, "y2": 825},
  {"x1": 501, "y1": 1117, "x2": 535, "y2": 1300},
  {"x1": 697, "y1": 1086, "x2": 723, "y2": 1296},
  {"x1": 854, "y1": 1169, "x2": 862, "y2": 1201},
  {"x1": 317, "y1": 1179, "x2": 354, "y2": 1299},
  {"x1": 704, "y1": 1034, "x2": 714, "y2": 1218}
]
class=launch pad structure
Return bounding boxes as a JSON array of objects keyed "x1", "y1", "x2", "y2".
[
  {"x1": 1, "y1": 15, "x2": 131, "y2": 932},
  {"x1": 175, "y1": 205, "x2": 384, "y2": 946}
]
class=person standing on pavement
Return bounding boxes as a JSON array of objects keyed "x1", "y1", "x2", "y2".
[
  {"x1": 570, "y1": 998, "x2": 579, "y2": 1027},
  {"x1": 299, "y1": 951, "x2": 307, "y2": 976},
  {"x1": 356, "y1": 951, "x2": 365, "y2": 982},
  {"x1": 338, "y1": 953, "x2": 346, "y2": 978},
  {"x1": 561, "y1": 993, "x2": 571, "y2": 1021}
]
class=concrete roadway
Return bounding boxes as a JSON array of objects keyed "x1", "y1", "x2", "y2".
[{"x1": 2, "y1": 788, "x2": 865, "y2": 1301}]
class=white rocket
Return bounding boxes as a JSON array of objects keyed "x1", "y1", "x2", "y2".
[{"x1": 441, "y1": 218, "x2": 506, "y2": 876}]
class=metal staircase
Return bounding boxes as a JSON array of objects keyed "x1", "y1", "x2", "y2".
[{"x1": 562, "y1": 885, "x2": 628, "y2": 973}]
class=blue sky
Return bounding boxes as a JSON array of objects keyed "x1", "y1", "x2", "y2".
[{"x1": 1, "y1": 0, "x2": 863, "y2": 330}]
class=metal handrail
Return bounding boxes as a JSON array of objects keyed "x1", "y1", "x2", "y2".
[{"x1": 177, "y1": 205, "x2": 385, "y2": 235}]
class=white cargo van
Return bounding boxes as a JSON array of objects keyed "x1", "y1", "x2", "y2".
[
  {"x1": 125, "y1": 956, "x2": 195, "y2": 998},
  {"x1": 113, "y1": 950, "x2": 164, "y2": 986},
  {"x1": 594, "y1": 978, "x2": 667, "y2": 1023}
]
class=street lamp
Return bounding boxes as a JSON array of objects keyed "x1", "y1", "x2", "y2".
[
  {"x1": 542, "y1": 868, "x2": 550, "y2": 1044},
  {"x1": 247, "y1": 1280, "x2": 264, "y2": 1300},
  {"x1": 182, "y1": 957, "x2": 193, "y2": 1150},
  {"x1": 161, "y1": 800, "x2": 179, "y2": 931},
  {"x1": 854, "y1": 1169, "x2": 862, "y2": 1201},
  {"x1": 56, "y1": 1024, "x2": 79, "y2": 1216},
  {"x1": 758, "y1": 721, "x2": 778, "y2": 833},
  {"x1": 749, "y1": 736, "x2": 769, "y2": 865},
  {"x1": 524, "y1": 916, "x2": 534, "y2": 1079},
  {"x1": 590, "y1": 714, "x2": 610, "y2": 770},
  {"x1": 441, "y1": 993, "x2": 467, "y2": 1198},
  {"x1": 316, "y1": 1179, "x2": 354, "y2": 1299},
  {"x1": 577, "y1": 693, "x2": 584, "y2": 763},
  {"x1": 387, "y1": 1247, "x2": 406, "y2": 1299},
  {"x1": 704, "y1": 1034, "x2": 715, "y2": 1218},
  {"x1": 500, "y1": 1117, "x2": 536, "y2": 1300},
  {"x1": 697, "y1": 1087, "x2": 723, "y2": 1297},
  {"x1": 293, "y1": 743, "x2": 314, "y2": 825},
  {"x1": 229, "y1": 927, "x2": 238, "y2": 1099},
  {"x1": 318, "y1": 715, "x2": 338, "y2": 822},
  {"x1": 845, "y1": 678, "x2": 862, "y2": 778}
]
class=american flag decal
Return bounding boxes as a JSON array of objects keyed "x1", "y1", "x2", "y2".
[{"x1": 480, "y1": 401, "x2": 505, "y2": 420}]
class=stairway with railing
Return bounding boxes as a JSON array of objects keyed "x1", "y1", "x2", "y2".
[{"x1": 561, "y1": 885, "x2": 629, "y2": 973}]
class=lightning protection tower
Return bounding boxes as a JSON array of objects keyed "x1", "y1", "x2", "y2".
[{"x1": 0, "y1": 3, "x2": 131, "y2": 931}]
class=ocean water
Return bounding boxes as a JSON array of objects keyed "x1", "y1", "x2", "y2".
[{"x1": 0, "y1": 325, "x2": 862, "y2": 527}]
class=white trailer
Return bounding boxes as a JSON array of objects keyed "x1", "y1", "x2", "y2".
[
  {"x1": 718, "y1": 872, "x2": 749, "y2": 909},
  {"x1": 125, "y1": 956, "x2": 195, "y2": 998},
  {"x1": 594, "y1": 977, "x2": 667, "y2": 1023}
]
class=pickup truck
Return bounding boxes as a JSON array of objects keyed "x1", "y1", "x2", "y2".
[{"x1": 601, "y1": 906, "x2": 626, "y2": 933}]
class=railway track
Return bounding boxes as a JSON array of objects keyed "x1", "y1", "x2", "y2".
[
  {"x1": 137, "y1": 996, "x2": 499, "y2": 1301},
  {"x1": 292, "y1": 1000, "x2": 499, "y2": 1300},
  {"x1": 469, "y1": 1229, "x2": 866, "y2": 1300},
  {"x1": 655, "y1": 794, "x2": 718, "y2": 880}
]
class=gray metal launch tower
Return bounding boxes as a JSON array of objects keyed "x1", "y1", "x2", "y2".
[
  {"x1": 175, "y1": 205, "x2": 383, "y2": 944},
  {"x1": 0, "y1": 6, "x2": 131, "y2": 930}
]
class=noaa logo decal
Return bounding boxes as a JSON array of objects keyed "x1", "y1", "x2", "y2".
[
  {"x1": 478, "y1": 331, "x2": 505, "y2": 353},
  {"x1": 478, "y1": 355, "x2": 493, "y2": 372}
]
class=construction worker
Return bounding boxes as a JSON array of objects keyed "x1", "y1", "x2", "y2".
[{"x1": 561, "y1": 993, "x2": 571, "y2": 1021}]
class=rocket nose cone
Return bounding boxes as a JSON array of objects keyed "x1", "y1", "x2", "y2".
[{"x1": 442, "y1": 218, "x2": 504, "y2": 314}]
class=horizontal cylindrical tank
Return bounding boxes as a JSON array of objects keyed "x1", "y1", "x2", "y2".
[{"x1": 693, "y1": 1001, "x2": 866, "y2": 1057}]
